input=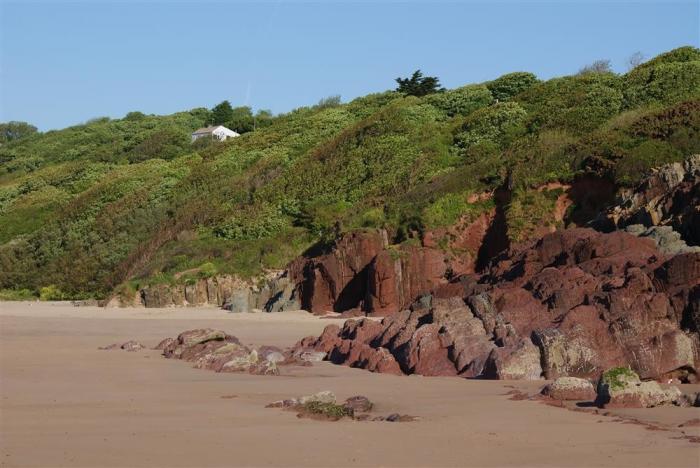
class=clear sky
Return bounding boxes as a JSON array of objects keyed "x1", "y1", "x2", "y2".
[{"x1": 1, "y1": 0, "x2": 698, "y2": 130}]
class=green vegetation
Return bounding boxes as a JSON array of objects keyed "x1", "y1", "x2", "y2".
[
  {"x1": 0, "y1": 121, "x2": 38, "y2": 144},
  {"x1": 1, "y1": 47, "x2": 698, "y2": 299},
  {"x1": 302, "y1": 401, "x2": 352, "y2": 419},
  {"x1": 600, "y1": 366, "x2": 639, "y2": 391},
  {"x1": 396, "y1": 70, "x2": 443, "y2": 97}
]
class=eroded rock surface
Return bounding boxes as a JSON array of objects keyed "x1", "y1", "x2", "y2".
[
  {"x1": 157, "y1": 328, "x2": 303, "y2": 376},
  {"x1": 293, "y1": 229, "x2": 700, "y2": 381},
  {"x1": 595, "y1": 155, "x2": 699, "y2": 246},
  {"x1": 288, "y1": 229, "x2": 449, "y2": 316}
]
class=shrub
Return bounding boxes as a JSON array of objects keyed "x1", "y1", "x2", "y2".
[
  {"x1": 600, "y1": 366, "x2": 638, "y2": 391},
  {"x1": 39, "y1": 284, "x2": 67, "y2": 301},
  {"x1": 302, "y1": 401, "x2": 352, "y2": 419},
  {"x1": 425, "y1": 85, "x2": 493, "y2": 117},
  {"x1": 314, "y1": 95, "x2": 342, "y2": 109},
  {"x1": 624, "y1": 61, "x2": 700, "y2": 108},
  {"x1": 358, "y1": 207, "x2": 385, "y2": 228},
  {"x1": 506, "y1": 188, "x2": 561, "y2": 242},
  {"x1": 454, "y1": 102, "x2": 528, "y2": 152},
  {"x1": 519, "y1": 74, "x2": 623, "y2": 133},
  {"x1": 423, "y1": 192, "x2": 469, "y2": 228},
  {"x1": 124, "y1": 111, "x2": 146, "y2": 121},
  {"x1": 0, "y1": 121, "x2": 38, "y2": 144},
  {"x1": 577, "y1": 59, "x2": 613, "y2": 75},
  {"x1": 487, "y1": 72, "x2": 539, "y2": 102},
  {"x1": 127, "y1": 128, "x2": 191, "y2": 162},
  {"x1": 198, "y1": 261, "x2": 218, "y2": 278},
  {"x1": 614, "y1": 140, "x2": 682, "y2": 185},
  {"x1": 0, "y1": 288, "x2": 36, "y2": 300}
]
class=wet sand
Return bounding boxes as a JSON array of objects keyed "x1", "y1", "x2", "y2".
[{"x1": 1, "y1": 301, "x2": 699, "y2": 467}]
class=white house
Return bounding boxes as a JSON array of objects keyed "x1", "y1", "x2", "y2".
[{"x1": 191, "y1": 125, "x2": 240, "y2": 142}]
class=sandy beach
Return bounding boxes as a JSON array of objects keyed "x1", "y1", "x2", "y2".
[{"x1": 1, "y1": 301, "x2": 698, "y2": 468}]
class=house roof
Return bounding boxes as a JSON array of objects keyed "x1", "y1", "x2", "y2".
[{"x1": 192, "y1": 125, "x2": 221, "y2": 134}]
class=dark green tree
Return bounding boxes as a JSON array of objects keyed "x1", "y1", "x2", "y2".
[
  {"x1": 395, "y1": 70, "x2": 444, "y2": 97},
  {"x1": 0, "y1": 121, "x2": 38, "y2": 144},
  {"x1": 254, "y1": 109, "x2": 274, "y2": 129},
  {"x1": 210, "y1": 100, "x2": 234, "y2": 125},
  {"x1": 227, "y1": 106, "x2": 254, "y2": 133}
]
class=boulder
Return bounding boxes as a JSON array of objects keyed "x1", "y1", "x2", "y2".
[
  {"x1": 596, "y1": 367, "x2": 682, "y2": 408},
  {"x1": 482, "y1": 339, "x2": 543, "y2": 380},
  {"x1": 541, "y1": 377, "x2": 596, "y2": 401},
  {"x1": 342, "y1": 396, "x2": 373, "y2": 413},
  {"x1": 155, "y1": 328, "x2": 306, "y2": 376}
]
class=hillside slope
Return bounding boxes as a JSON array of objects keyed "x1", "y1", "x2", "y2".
[{"x1": 1, "y1": 47, "x2": 699, "y2": 300}]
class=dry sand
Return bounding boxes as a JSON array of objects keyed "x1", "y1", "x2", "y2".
[{"x1": 1, "y1": 301, "x2": 699, "y2": 468}]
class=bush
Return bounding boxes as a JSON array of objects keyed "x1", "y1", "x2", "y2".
[
  {"x1": 127, "y1": 128, "x2": 191, "y2": 162},
  {"x1": 506, "y1": 188, "x2": 562, "y2": 242},
  {"x1": 198, "y1": 261, "x2": 218, "y2": 278},
  {"x1": 600, "y1": 366, "x2": 638, "y2": 391},
  {"x1": 302, "y1": 401, "x2": 352, "y2": 419},
  {"x1": 425, "y1": 85, "x2": 493, "y2": 117},
  {"x1": 315, "y1": 95, "x2": 342, "y2": 109},
  {"x1": 519, "y1": 74, "x2": 623, "y2": 133},
  {"x1": 0, "y1": 121, "x2": 38, "y2": 144},
  {"x1": 39, "y1": 284, "x2": 67, "y2": 301},
  {"x1": 487, "y1": 72, "x2": 539, "y2": 101},
  {"x1": 0, "y1": 288, "x2": 36, "y2": 300},
  {"x1": 124, "y1": 111, "x2": 146, "y2": 121},
  {"x1": 423, "y1": 192, "x2": 469, "y2": 228},
  {"x1": 614, "y1": 140, "x2": 682, "y2": 185},
  {"x1": 624, "y1": 61, "x2": 700, "y2": 108},
  {"x1": 454, "y1": 102, "x2": 528, "y2": 152}
]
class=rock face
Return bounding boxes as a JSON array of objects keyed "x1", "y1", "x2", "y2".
[
  {"x1": 595, "y1": 155, "x2": 700, "y2": 246},
  {"x1": 158, "y1": 328, "x2": 300, "y2": 376},
  {"x1": 106, "y1": 271, "x2": 300, "y2": 312},
  {"x1": 289, "y1": 229, "x2": 449, "y2": 316},
  {"x1": 624, "y1": 225, "x2": 700, "y2": 255},
  {"x1": 293, "y1": 228, "x2": 700, "y2": 381}
]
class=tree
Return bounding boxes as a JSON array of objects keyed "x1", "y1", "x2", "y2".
[
  {"x1": 395, "y1": 70, "x2": 443, "y2": 97},
  {"x1": 0, "y1": 121, "x2": 38, "y2": 144},
  {"x1": 210, "y1": 100, "x2": 234, "y2": 125},
  {"x1": 124, "y1": 111, "x2": 146, "y2": 121},
  {"x1": 227, "y1": 106, "x2": 254, "y2": 133},
  {"x1": 578, "y1": 59, "x2": 613, "y2": 75},
  {"x1": 627, "y1": 52, "x2": 645, "y2": 71},
  {"x1": 254, "y1": 109, "x2": 274, "y2": 129},
  {"x1": 315, "y1": 95, "x2": 341, "y2": 109}
]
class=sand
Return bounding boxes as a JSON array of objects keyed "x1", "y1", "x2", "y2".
[{"x1": 1, "y1": 301, "x2": 699, "y2": 468}]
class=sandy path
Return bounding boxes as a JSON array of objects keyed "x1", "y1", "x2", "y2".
[{"x1": 1, "y1": 302, "x2": 699, "y2": 468}]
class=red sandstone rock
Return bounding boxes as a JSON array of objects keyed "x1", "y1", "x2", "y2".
[{"x1": 293, "y1": 228, "x2": 699, "y2": 382}]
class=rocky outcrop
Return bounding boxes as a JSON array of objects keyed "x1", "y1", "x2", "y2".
[
  {"x1": 624, "y1": 225, "x2": 700, "y2": 255},
  {"x1": 289, "y1": 229, "x2": 449, "y2": 316},
  {"x1": 99, "y1": 340, "x2": 146, "y2": 351},
  {"x1": 105, "y1": 271, "x2": 300, "y2": 312},
  {"x1": 595, "y1": 155, "x2": 699, "y2": 246},
  {"x1": 157, "y1": 328, "x2": 304, "y2": 376},
  {"x1": 293, "y1": 228, "x2": 700, "y2": 381}
]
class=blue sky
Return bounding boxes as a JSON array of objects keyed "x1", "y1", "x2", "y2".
[{"x1": 1, "y1": 0, "x2": 698, "y2": 130}]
